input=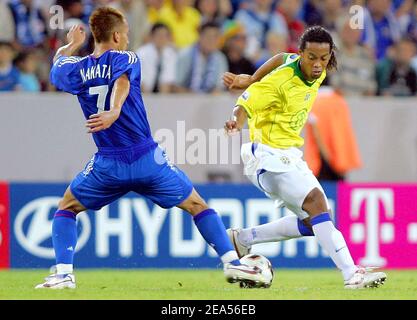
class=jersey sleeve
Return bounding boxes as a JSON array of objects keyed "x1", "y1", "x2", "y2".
[
  {"x1": 50, "y1": 56, "x2": 83, "y2": 95},
  {"x1": 111, "y1": 51, "x2": 141, "y2": 83}
]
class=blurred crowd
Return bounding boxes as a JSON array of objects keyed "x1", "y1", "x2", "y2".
[{"x1": 1, "y1": 0, "x2": 417, "y2": 97}]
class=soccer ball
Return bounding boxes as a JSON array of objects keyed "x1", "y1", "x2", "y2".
[{"x1": 240, "y1": 253, "x2": 274, "y2": 288}]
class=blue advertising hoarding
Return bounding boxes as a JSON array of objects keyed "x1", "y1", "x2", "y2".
[{"x1": 9, "y1": 182, "x2": 337, "y2": 269}]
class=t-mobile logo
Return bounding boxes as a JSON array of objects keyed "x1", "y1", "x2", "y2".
[{"x1": 350, "y1": 189, "x2": 394, "y2": 267}]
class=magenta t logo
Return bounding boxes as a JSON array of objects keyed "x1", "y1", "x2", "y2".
[
  {"x1": 338, "y1": 183, "x2": 417, "y2": 269},
  {"x1": 350, "y1": 189, "x2": 394, "y2": 267}
]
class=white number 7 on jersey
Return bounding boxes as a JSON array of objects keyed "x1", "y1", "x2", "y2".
[{"x1": 89, "y1": 85, "x2": 109, "y2": 113}]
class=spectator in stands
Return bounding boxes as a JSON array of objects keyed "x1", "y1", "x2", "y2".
[
  {"x1": 110, "y1": 0, "x2": 150, "y2": 51},
  {"x1": 8, "y1": 0, "x2": 49, "y2": 49},
  {"x1": 393, "y1": 0, "x2": 414, "y2": 34},
  {"x1": 304, "y1": 87, "x2": 362, "y2": 181},
  {"x1": 8, "y1": 0, "x2": 50, "y2": 88},
  {"x1": 361, "y1": 0, "x2": 401, "y2": 60},
  {"x1": 277, "y1": 0, "x2": 305, "y2": 53},
  {"x1": 376, "y1": 38, "x2": 417, "y2": 96},
  {"x1": 230, "y1": 0, "x2": 250, "y2": 16},
  {"x1": 14, "y1": 50, "x2": 40, "y2": 92},
  {"x1": 0, "y1": 1, "x2": 15, "y2": 43},
  {"x1": 56, "y1": 0, "x2": 88, "y2": 22},
  {"x1": 405, "y1": 1, "x2": 417, "y2": 43},
  {"x1": 301, "y1": 0, "x2": 322, "y2": 27},
  {"x1": 159, "y1": 0, "x2": 202, "y2": 49},
  {"x1": 301, "y1": 0, "x2": 344, "y2": 32},
  {"x1": 255, "y1": 31, "x2": 287, "y2": 69},
  {"x1": 234, "y1": 0, "x2": 288, "y2": 61},
  {"x1": 321, "y1": 0, "x2": 344, "y2": 32},
  {"x1": 146, "y1": 0, "x2": 166, "y2": 24},
  {"x1": 0, "y1": 42, "x2": 20, "y2": 92},
  {"x1": 330, "y1": 14, "x2": 377, "y2": 96},
  {"x1": 195, "y1": 0, "x2": 232, "y2": 25},
  {"x1": 406, "y1": 3, "x2": 417, "y2": 73},
  {"x1": 136, "y1": 23, "x2": 177, "y2": 94},
  {"x1": 222, "y1": 22, "x2": 255, "y2": 76},
  {"x1": 175, "y1": 22, "x2": 228, "y2": 93}
]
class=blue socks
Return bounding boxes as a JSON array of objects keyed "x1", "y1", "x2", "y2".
[
  {"x1": 311, "y1": 212, "x2": 332, "y2": 226},
  {"x1": 52, "y1": 210, "x2": 77, "y2": 271},
  {"x1": 297, "y1": 218, "x2": 314, "y2": 236},
  {"x1": 193, "y1": 209, "x2": 240, "y2": 266}
]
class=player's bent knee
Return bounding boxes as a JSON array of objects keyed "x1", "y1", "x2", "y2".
[
  {"x1": 58, "y1": 201, "x2": 84, "y2": 215},
  {"x1": 58, "y1": 187, "x2": 87, "y2": 214},
  {"x1": 178, "y1": 197, "x2": 209, "y2": 216},
  {"x1": 58, "y1": 197, "x2": 86, "y2": 215},
  {"x1": 302, "y1": 187, "x2": 328, "y2": 217},
  {"x1": 177, "y1": 189, "x2": 210, "y2": 216},
  {"x1": 179, "y1": 201, "x2": 209, "y2": 216}
]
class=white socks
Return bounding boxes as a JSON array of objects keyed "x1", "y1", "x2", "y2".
[
  {"x1": 237, "y1": 212, "x2": 358, "y2": 281},
  {"x1": 56, "y1": 263, "x2": 73, "y2": 275},
  {"x1": 238, "y1": 215, "x2": 304, "y2": 246},
  {"x1": 220, "y1": 250, "x2": 240, "y2": 265},
  {"x1": 311, "y1": 216, "x2": 358, "y2": 280}
]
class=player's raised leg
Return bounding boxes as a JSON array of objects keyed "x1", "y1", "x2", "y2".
[
  {"x1": 35, "y1": 187, "x2": 84, "y2": 289},
  {"x1": 227, "y1": 215, "x2": 311, "y2": 258}
]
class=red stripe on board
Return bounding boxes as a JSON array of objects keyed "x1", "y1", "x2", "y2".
[{"x1": 0, "y1": 182, "x2": 10, "y2": 269}]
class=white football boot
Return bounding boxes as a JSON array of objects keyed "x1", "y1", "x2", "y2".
[
  {"x1": 224, "y1": 263, "x2": 269, "y2": 288},
  {"x1": 35, "y1": 273, "x2": 76, "y2": 289},
  {"x1": 344, "y1": 267, "x2": 387, "y2": 289},
  {"x1": 226, "y1": 228, "x2": 251, "y2": 259}
]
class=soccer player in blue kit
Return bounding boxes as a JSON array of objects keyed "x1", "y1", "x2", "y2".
[{"x1": 35, "y1": 7, "x2": 265, "y2": 289}]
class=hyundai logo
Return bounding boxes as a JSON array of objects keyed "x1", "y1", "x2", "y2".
[{"x1": 14, "y1": 197, "x2": 90, "y2": 259}]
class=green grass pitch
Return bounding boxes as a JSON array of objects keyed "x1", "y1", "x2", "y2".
[{"x1": 0, "y1": 269, "x2": 416, "y2": 300}]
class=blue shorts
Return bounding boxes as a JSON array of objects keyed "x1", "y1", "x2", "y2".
[{"x1": 70, "y1": 146, "x2": 193, "y2": 210}]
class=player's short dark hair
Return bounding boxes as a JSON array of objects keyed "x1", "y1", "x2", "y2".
[
  {"x1": 299, "y1": 26, "x2": 338, "y2": 71},
  {"x1": 89, "y1": 7, "x2": 126, "y2": 43},
  {"x1": 151, "y1": 23, "x2": 170, "y2": 35}
]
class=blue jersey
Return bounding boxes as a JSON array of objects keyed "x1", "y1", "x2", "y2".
[
  {"x1": 50, "y1": 50, "x2": 154, "y2": 150},
  {"x1": 0, "y1": 66, "x2": 20, "y2": 91},
  {"x1": 51, "y1": 50, "x2": 193, "y2": 211}
]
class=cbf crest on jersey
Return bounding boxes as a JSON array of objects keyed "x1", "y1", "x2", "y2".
[{"x1": 242, "y1": 91, "x2": 250, "y2": 101}]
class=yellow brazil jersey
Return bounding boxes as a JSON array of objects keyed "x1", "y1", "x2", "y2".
[
  {"x1": 159, "y1": 5, "x2": 201, "y2": 48},
  {"x1": 236, "y1": 53, "x2": 326, "y2": 149}
]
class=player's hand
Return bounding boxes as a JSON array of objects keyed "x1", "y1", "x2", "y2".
[
  {"x1": 86, "y1": 110, "x2": 120, "y2": 133},
  {"x1": 224, "y1": 119, "x2": 240, "y2": 136},
  {"x1": 67, "y1": 24, "x2": 86, "y2": 47},
  {"x1": 223, "y1": 72, "x2": 253, "y2": 90}
]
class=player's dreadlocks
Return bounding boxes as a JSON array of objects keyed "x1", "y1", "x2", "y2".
[{"x1": 299, "y1": 26, "x2": 338, "y2": 71}]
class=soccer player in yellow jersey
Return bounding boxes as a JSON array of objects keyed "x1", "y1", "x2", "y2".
[{"x1": 224, "y1": 26, "x2": 387, "y2": 289}]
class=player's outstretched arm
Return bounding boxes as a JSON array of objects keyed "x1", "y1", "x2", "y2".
[
  {"x1": 86, "y1": 74, "x2": 130, "y2": 133},
  {"x1": 223, "y1": 53, "x2": 286, "y2": 90},
  {"x1": 224, "y1": 106, "x2": 248, "y2": 136},
  {"x1": 53, "y1": 25, "x2": 86, "y2": 63}
]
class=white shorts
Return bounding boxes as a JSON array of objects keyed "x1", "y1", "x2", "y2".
[{"x1": 241, "y1": 142, "x2": 329, "y2": 220}]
